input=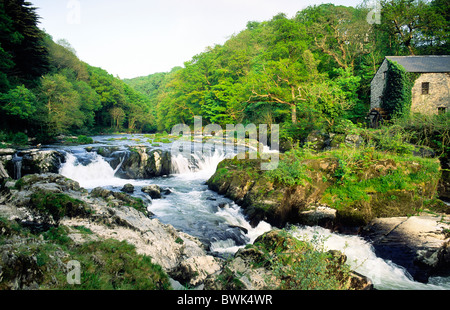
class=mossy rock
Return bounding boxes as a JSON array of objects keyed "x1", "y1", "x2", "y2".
[
  {"x1": 30, "y1": 192, "x2": 91, "y2": 223},
  {"x1": 207, "y1": 230, "x2": 363, "y2": 290}
]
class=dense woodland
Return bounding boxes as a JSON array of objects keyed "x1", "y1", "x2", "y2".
[{"x1": 0, "y1": 0, "x2": 449, "y2": 145}]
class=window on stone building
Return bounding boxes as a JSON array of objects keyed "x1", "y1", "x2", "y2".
[
  {"x1": 422, "y1": 82, "x2": 429, "y2": 95},
  {"x1": 438, "y1": 107, "x2": 447, "y2": 115}
]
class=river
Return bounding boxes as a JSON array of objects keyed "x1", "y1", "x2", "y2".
[{"x1": 53, "y1": 134, "x2": 450, "y2": 290}]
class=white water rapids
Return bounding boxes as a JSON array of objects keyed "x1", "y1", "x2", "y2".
[{"x1": 58, "y1": 139, "x2": 450, "y2": 290}]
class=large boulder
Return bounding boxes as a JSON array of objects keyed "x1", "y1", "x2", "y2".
[
  {"x1": 361, "y1": 215, "x2": 450, "y2": 283},
  {"x1": 0, "y1": 149, "x2": 65, "y2": 179},
  {"x1": 207, "y1": 151, "x2": 442, "y2": 231},
  {"x1": 115, "y1": 147, "x2": 171, "y2": 179},
  {"x1": 141, "y1": 184, "x2": 162, "y2": 199},
  {"x1": 204, "y1": 230, "x2": 373, "y2": 290},
  {"x1": 19, "y1": 149, "x2": 66, "y2": 175},
  {"x1": 345, "y1": 134, "x2": 364, "y2": 148},
  {"x1": 305, "y1": 130, "x2": 330, "y2": 151},
  {"x1": 121, "y1": 183, "x2": 134, "y2": 193}
]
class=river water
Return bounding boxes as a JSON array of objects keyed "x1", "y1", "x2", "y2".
[{"x1": 54, "y1": 134, "x2": 449, "y2": 290}]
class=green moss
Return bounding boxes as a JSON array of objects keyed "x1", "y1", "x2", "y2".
[
  {"x1": 30, "y1": 192, "x2": 91, "y2": 223},
  {"x1": 175, "y1": 237, "x2": 184, "y2": 244}
]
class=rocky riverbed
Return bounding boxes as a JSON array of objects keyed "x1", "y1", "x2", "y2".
[
  {"x1": 0, "y1": 172, "x2": 372, "y2": 290},
  {"x1": 0, "y1": 139, "x2": 449, "y2": 289}
]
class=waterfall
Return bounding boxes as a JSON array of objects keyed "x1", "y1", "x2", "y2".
[
  {"x1": 170, "y1": 150, "x2": 230, "y2": 176},
  {"x1": 59, "y1": 152, "x2": 125, "y2": 188},
  {"x1": 12, "y1": 153, "x2": 23, "y2": 180},
  {"x1": 289, "y1": 225, "x2": 450, "y2": 290},
  {"x1": 170, "y1": 154, "x2": 192, "y2": 174}
]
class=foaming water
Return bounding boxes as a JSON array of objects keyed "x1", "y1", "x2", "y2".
[
  {"x1": 59, "y1": 152, "x2": 127, "y2": 188},
  {"x1": 59, "y1": 145, "x2": 272, "y2": 256},
  {"x1": 289, "y1": 225, "x2": 450, "y2": 290},
  {"x1": 210, "y1": 204, "x2": 272, "y2": 255},
  {"x1": 171, "y1": 150, "x2": 230, "y2": 179}
]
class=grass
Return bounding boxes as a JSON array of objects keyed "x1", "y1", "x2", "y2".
[
  {"x1": 0, "y1": 216, "x2": 172, "y2": 290},
  {"x1": 30, "y1": 192, "x2": 92, "y2": 223}
]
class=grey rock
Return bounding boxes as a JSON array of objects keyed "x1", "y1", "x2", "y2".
[
  {"x1": 121, "y1": 183, "x2": 134, "y2": 193},
  {"x1": 142, "y1": 184, "x2": 162, "y2": 199},
  {"x1": 361, "y1": 215, "x2": 450, "y2": 282},
  {"x1": 345, "y1": 134, "x2": 364, "y2": 148}
]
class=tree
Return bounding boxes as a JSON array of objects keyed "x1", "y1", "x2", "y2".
[
  {"x1": 420, "y1": 0, "x2": 450, "y2": 54},
  {"x1": 0, "y1": 85, "x2": 37, "y2": 120},
  {"x1": 302, "y1": 68, "x2": 361, "y2": 127},
  {"x1": 45, "y1": 36, "x2": 89, "y2": 81},
  {"x1": 109, "y1": 107, "x2": 125, "y2": 130},
  {"x1": 377, "y1": 0, "x2": 448, "y2": 55},
  {"x1": 298, "y1": 4, "x2": 372, "y2": 70},
  {"x1": 1, "y1": 0, "x2": 49, "y2": 85},
  {"x1": 40, "y1": 74, "x2": 84, "y2": 133},
  {"x1": 247, "y1": 48, "x2": 316, "y2": 124}
]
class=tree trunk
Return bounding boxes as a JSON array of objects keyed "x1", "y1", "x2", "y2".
[{"x1": 291, "y1": 104, "x2": 297, "y2": 124}]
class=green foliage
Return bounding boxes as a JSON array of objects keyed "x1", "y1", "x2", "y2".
[
  {"x1": 1, "y1": 0, "x2": 449, "y2": 143},
  {"x1": 393, "y1": 113, "x2": 450, "y2": 158},
  {"x1": 0, "y1": 2, "x2": 157, "y2": 140},
  {"x1": 265, "y1": 151, "x2": 311, "y2": 186},
  {"x1": 381, "y1": 60, "x2": 413, "y2": 118},
  {"x1": 66, "y1": 239, "x2": 171, "y2": 290},
  {"x1": 250, "y1": 230, "x2": 352, "y2": 290},
  {"x1": 77, "y1": 135, "x2": 93, "y2": 144},
  {"x1": 377, "y1": 0, "x2": 450, "y2": 55},
  {"x1": 10, "y1": 131, "x2": 28, "y2": 145},
  {"x1": 63, "y1": 135, "x2": 94, "y2": 145},
  {"x1": 0, "y1": 0, "x2": 49, "y2": 86},
  {"x1": 0, "y1": 85, "x2": 37, "y2": 119}
]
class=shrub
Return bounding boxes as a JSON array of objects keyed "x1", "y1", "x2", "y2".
[
  {"x1": 77, "y1": 135, "x2": 94, "y2": 144},
  {"x1": 253, "y1": 230, "x2": 352, "y2": 290},
  {"x1": 10, "y1": 132, "x2": 29, "y2": 146},
  {"x1": 66, "y1": 239, "x2": 171, "y2": 290}
]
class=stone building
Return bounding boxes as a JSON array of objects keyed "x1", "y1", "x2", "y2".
[{"x1": 369, "y1": 55, "x2": 450, "y2": 126}]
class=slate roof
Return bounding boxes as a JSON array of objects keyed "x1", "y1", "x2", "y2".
[{"x1": 386, "y1": 56, "x2": 450, "y2": 73}]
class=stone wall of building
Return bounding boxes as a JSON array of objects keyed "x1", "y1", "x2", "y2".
[
  {"x1": 411, "y1": 73, "x2": 450, "y2": 115},
  {"x1": 370, "y1": 59, "x2": 388, "y2": 109}
]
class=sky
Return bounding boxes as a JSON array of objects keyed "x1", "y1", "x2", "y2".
[{"x1": 32, "y1": 0, "x2": 363, "y2": 79}]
